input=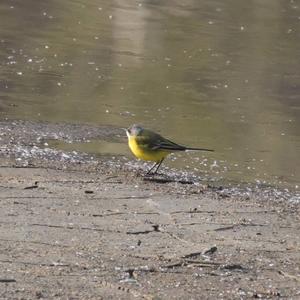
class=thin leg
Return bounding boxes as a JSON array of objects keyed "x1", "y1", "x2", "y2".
[
  {"x1": 145, "y1": 158, "x2": 165, "y2": 175},
  {"x1": 153, "y1": 158, "x2": 164, "y2": 174},
  {"x1": 146, "y1": 161, "x2": 159, "y2": 175}
]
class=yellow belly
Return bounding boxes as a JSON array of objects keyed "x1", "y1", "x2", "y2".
[{"x1": 128, "y1": 137, "x2": 170, "y2": 162}]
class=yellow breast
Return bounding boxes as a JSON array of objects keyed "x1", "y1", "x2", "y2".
[{"x1": 128, "y1": 136, "x2": 170, "y2": 162}]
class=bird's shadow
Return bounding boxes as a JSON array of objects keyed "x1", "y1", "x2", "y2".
[{"x1": 142, "y1": 173, "x2": 194, "y2": 185}]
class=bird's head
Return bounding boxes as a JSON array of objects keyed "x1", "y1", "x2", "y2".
[{"x1": 126, "y1": 124, "x2": 144, "y2": 138}]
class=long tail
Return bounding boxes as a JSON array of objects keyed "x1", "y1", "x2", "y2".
[
  {"x1": 157, "y1": 138, "x2": 214, "y2": 152},
  {"x1": 184, "y1": 147, "x2": 214, "y2": 152}
]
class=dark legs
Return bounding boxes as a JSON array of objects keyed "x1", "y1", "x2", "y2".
[
  {"x1": 153, "y1": 158, "x2": 164, "y2": 174},
  {"x1": 146, "y1": 158, "x2": 164, "y2": 175}
]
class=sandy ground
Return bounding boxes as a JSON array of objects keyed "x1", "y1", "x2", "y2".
[{"x1": 0, "y1": 120, "x2": 299, "y2": 299}]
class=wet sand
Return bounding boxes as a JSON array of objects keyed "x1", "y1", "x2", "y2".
[{"x1": 0, "y1": 120, "x2": 299, "y2": 299}]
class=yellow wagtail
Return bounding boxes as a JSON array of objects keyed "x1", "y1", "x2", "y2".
[{"x1": 126, "y1": 124, "x2": 214, "y2": 175}]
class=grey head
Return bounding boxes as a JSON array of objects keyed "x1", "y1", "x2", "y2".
[{"x1": 126, "y1": 124, "x2": 144, "y2": 137}]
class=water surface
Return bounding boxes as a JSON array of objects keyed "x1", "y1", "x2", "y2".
[{"x1": 0, "y1": 0, "x2": 299, "y2": 189}]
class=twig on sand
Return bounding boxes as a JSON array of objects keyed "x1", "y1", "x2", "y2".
[
  {"x1": 0, "y1": 278, "x2": 16, "y2": 283},
  {"x1": 278, "y1": 270, "x2": 300, "y2": 282},
  {"x1": 24, "y1": 181, "x2": 39, "y2": 189},
  {"x1": 30, "y1": 223, "x2": 121, "y2": 233},
  {"x1": 126, "y1": 225, "x2": 160, "y2": 235},
  {"x1": 0, "y1": 259, "x2": 69, "y2": 267}
]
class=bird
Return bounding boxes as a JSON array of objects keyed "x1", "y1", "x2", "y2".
[{"x1": 125, "y1": 124, "x2": 214, "y2": 175}]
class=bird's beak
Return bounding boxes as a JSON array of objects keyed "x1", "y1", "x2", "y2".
[{"x1": 121, "y1": 128, "x2": 130, "y2": 138}]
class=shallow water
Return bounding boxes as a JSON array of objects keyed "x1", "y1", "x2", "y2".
[{"x1": 0, "y1": 0, "x2": 299, "y2": 189}]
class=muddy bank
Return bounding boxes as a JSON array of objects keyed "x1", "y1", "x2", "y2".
[{"x1": 0, "y1": 120, "x2": 299, "y2": 299}]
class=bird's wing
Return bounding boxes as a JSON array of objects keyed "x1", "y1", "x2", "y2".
[
  {"x1": 136, "y1": 130, "x2": 186, "y2": 151},
  {"x1": 154, "y1": 137, "x2": 186, "y2": 151}
]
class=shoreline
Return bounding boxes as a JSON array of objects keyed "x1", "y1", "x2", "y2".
[{"x1": 0, "y1": 119, "x2": 299, "y2": 299}]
